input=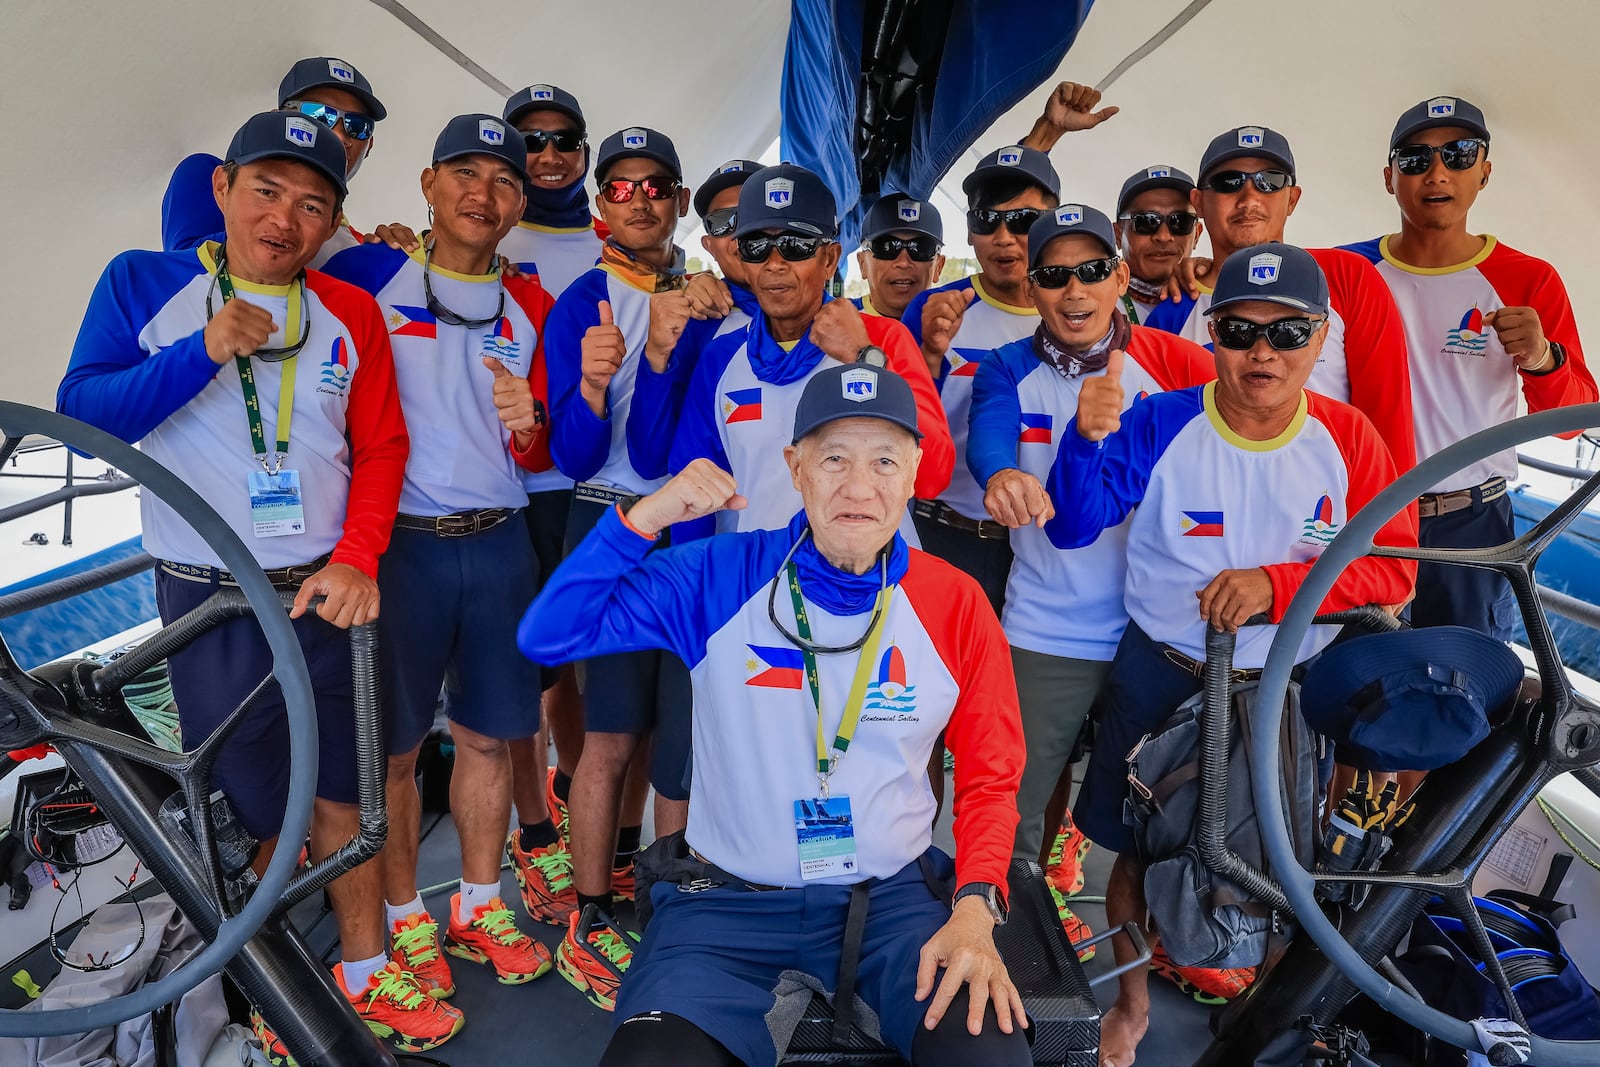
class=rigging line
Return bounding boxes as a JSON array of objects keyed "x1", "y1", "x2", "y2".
[
  {"x1": 365, "y1": 0, "x2": 514, "y2": 98},
  {"x1": 1094, "y1": 0, "x2": 1218, "y2": 93}
]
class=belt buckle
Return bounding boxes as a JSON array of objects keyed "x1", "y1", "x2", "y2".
[
  {"x1": 436, "y1": 513, "x2": 477, "y2": 537},
  {"x1": 678, "y1": 877, "x2": 719, "y2": 894}
]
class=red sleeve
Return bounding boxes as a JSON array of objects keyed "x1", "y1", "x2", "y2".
[
  {"x1": 1261, "y1": 395, "x2": 1416, "y2": 620},
  {"x1": 1478, "y1": 251, "x2": 1598, "y2": 431},
  {"x1": 311, "y1": 278, "x2": 408, "y2": 578},
  {"x1": 868, "y1": 314, "x2": 954, "y2": 499},
  {"x1": 507, "y1": 277, "x2": 555, "y2": 473},
  {"x1": 1130, "y1": 326, "x2": 1216, "y2": 392},
  {"x1": 902, "y1": 552, "x2": 1023, "y2": 901},
  {"x1": 1314, "y1": 249, "x2": 1417, "y2": 472}
]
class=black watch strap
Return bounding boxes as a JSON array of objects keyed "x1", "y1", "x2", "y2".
[
  {"x1": 953, "y1": 880, "x2": 1007, "y2": 923},
  {"x1": 1520, "y1": 341, "x2": 1567, "y2": 377}
]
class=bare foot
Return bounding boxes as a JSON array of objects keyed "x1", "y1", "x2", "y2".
[{"x1": 1098, "y1": 1002, "x2": 1150, "y2": 1067}]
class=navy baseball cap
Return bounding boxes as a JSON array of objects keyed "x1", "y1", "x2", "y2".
[
  {"x1": 792, "y1": 360, "x2": 922, "y2": 443},
  {"x1": 1198, "y1": 126, "x2": 1295, "y2": 181},
  {"x1": 1390, "y1": 96, "x2": 1491, "y2": 150},
  {"x1": 432, "y1": 114, "x2": 529, "y2": 179},
  {"x1": 503, "y1": 83, "x2": 585, "y2": 129},
  {"x1": 278, "y1": 57, "x2": 386, "y2": 122},
  {"x1": 1301, "y1": 626, "x2": 1523, "y2": 771},
  {"x1": 1116, "y1": 164, "x2": 1197, "y2": 215},
  {"x1": 1026, "y1": 203, "x2": 1117, "y2": 268},
  {"x1": 694, "y1": 159, "x2": 762, "y2": 220},
  {"x1": 1208, "y1": 242, "x2": 1328, "y2": 317},
  {"x1": 961, "y1": 144, "x2": 1061, "y2": 201},
  {"x1": 860, "y1": 195, "x2": 943, "y2": 244},
  {"x1": 226, "y1": 110, "x2": 349, "y2": 195},
  {"x1": 734, "y1": 164, "x2": 839, "y2": 239},
  {"x1": 594, "y1": 127, "x2": 681, "y2": 181}
]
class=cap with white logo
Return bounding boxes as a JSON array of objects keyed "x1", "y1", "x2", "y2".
[
  {"x1": 225, "y1": 110, "x2": 350, "y2": 194},
  {"x1": 594, "y1": 126, "x2": 681, "y2": 181},
  {"x1": 502, "y1": 82, "x2": 585, "y2": 130},
  {"x1": 1389, "y1": 95, "x2": 1490, "y2": 151},
  {"x1": 1116, "y1": 164, "x2": 1196, "y2": 215},
  {"x1": 277, "y1": 56, "x2": 386, "y2": 121},
  {"x1": 792, "y1": 360, "x2": 923, "y2": 443},
  {"x1": 1026, "y1": 203, "x2": 1118, "y2": 267},
  {"x1": 1198, "y1": 125, "x2": 1295, "y2": 181},
  {"x1": 962, "y1": 144, "x2": 1062, "y2": 201},
  {"x1": 693, "y1": 159, "x2": 764, "y2": 220},
  {"x1": 860, "y1": 194, "x2": 944, "y2": 243},
  {"x1": 432, "y1": 113, "x2": 530, "y2": 179},
  {"x1": 1207, "y1": 241, "x2": 1329, "y2": 318},
  {"x1": 734, "y1": 163, "x2": 839, "y2": 239}
]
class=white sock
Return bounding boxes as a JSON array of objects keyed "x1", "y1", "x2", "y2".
[
  {"x1": 385, "y1": 894, "x2": 425, "y2": 931},
  {"x1": 339, "y1": 952, "x2": 388, "y2": 993},
  {"x1": 458, "y1": 880, "x2": 500, "y2": 923}
]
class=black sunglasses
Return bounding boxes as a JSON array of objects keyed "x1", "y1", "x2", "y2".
[
  {"x1": 967, "y1": 207, "x2": 1042, "y2": 236},
  {"x1": 423, "y1": 242, "x2": 505, "y2": 328},
  {"x1": 1389, "y1": 139, "x2": 1486, "y2": 176},
  {"x1": 702, "y1": 208, "x2": 738, "y2": 237},
  {"x1": 1212, "y1": 315, "x2": 1325, "y2": 351},
  {"x1": 865, "y1": 235, "x2": 941, "y2": 262},
  {"x1": 1029, "y1": 256, "x2": 1121, "y2": 289},
  {"x1": 523, "y1": 128, "x2": 586, "y2": 154},
  {"x1": 283, "y1": 100, "x2": 374, "y2": 141},
  {"x1": 738, "y1": 234, "x2": 824, "y2": 263},
  {"x1": 1204, "y1": 169, "x2": 1294, "y2": 195},
  {"x1": 599, "y1": 176, "x2": 681, "y2": 203},
  {"x1": 1118, "y1": 210, "x2": 1199, "y2": 237}
]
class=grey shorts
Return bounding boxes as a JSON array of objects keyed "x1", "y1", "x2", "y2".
[{"x1": 1009, "y1": 645, "x2": 1111, "y2": 859}]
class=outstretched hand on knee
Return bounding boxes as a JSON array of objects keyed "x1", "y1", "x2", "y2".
[{"x1": 914, "y1": 897, "x2": 1027, "y2": 1035}]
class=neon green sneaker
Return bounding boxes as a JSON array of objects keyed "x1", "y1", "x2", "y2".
[{"x1": 556, "y1": 904, "x2": 640, "y2": 1011}]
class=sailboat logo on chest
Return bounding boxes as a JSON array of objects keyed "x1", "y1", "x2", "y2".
[{"x1": 863, "y1": 645, "x2": 917, "y2": 717}]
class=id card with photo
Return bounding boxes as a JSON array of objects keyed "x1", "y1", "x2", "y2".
[
  {"x1": 248, "y1": 468, "x2": 307, "y2": 538},
  {"x1": 794, "y1": 795, "x2": 858, "y2": 881}
]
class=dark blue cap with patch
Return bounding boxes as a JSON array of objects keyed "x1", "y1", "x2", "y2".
[
  {"x1": 961, "y1": 144, "x2": 1061, "y2": 201},
  {"x1": 594, "y1": 127, "x2": 681, "y2": 181},
  {"x1": 1301, "y1": 626, "x2": 1523, "y2": 771},
  {"x1": 1390, "y1": 96, "x2": 1490, "y2": 151},
  {"x1": 1208, "y1": 242, "x2": 1328, "y2": 317},
  {"x1": 694, "y1": 159, "x2": 763, "y2": 220},
  {"x1": 735, "y1": 164, "x2": 839, "y2": 239},
  {"x1": 1116, "y1": 164, "x2": 1196, "y2": 215},
  {"x1": 278, "y1": 57, "x2": 386, "y2": 122},
  {"x1": 432, "y1": 114, "x2": 529, "y2": 179},
  {"x1": 792, "y1": 360, "x2": 922, "y2": 444},
  {"x1": 1199, "y1": 125, "x2": 1295, "y2": 181},
  {"x1": 1026, "y1": 203, "x2": 1118, "y2": 268},
  {"x1": 503, "y1": 83, "x2": 585, "y2": 130},
  {"x1": 860, "y1": 195, "x2": 943, "y2": 243},
  {"x1": 226, "y1": 110, "x2": 349, "y2": 195}
]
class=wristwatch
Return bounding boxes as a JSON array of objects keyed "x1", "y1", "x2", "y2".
[
  {"x1": 1520, "y1": 340, "x2": 1567, "y2": 376},
  {"x1": 953, "y1": 881, "x2": 1008, "y2": 925},
  {"x1": 856, "y1": 344, "x2": 887, "y2": 367}
]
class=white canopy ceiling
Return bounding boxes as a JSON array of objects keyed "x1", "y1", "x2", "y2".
[{"x1": 5, "y1": 0, "x2": 1597, "y2": 409}]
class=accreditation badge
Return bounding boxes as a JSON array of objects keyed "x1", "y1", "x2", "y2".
[
  {"x1": 794, "y1": 795, "x2": 858, "y2": 881},
  {"x1": 248, "y1": 468, "x2": 307, "y2": 538}
]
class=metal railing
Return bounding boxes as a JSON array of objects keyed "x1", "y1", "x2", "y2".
[{"x1": 0, "y1": 438, "x2": 136, "y2": 547}]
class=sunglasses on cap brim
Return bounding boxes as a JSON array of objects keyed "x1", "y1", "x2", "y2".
[
  {"x1": 1118, "y1": 210, "x2": 1200, "y2": 237},
  {"x1": 283, "y1": 100, "x2": 374, "y2": 141},
  {"x1": 523, "y1": 128, "x2": 586, "y2": 154},
  {"x1": 1028, "y1": 256, "x2": 1121, "y2": 289},
  {"x1": 1211, "y1": 314, "x2": 1325, "y2": 351},
  {"x1": 1203, "y1": 169, "x2": 1294, "y2": 194},
  {"x1": 702, "y1": 207, "x2": 738, "y2": 237},
  {"x1": 864, "y1": 235, "x2": 941, "y2": 262},
  {"x1": 599, "y1": 176, "x2": 682, "y2": 202},
  {"x1": 966, "y1": 207, "x2": 1042, "y2": 236},
  {"x1": 737, "y1": 234, "x2": 826, "y2": 263},
  {"x1": 1389, "y1": 139, "x2": 1486, "y2": 176}
]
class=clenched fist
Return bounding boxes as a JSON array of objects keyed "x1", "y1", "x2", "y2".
[
  {"x1": 203, "y1": 299, "x2": 278, "y2": 365},
  {"x1": 645, "y1": 290, "x2": 693, "y2": 372},
  {"x1": 920, "y1": 288, "x2": 976, "y2": 376},
  {"x1": 624, "y1": 458, "x2": 748, "y2": 536},
  {"x1": 812, "y1": 299, "x2": 873, "y2": 364}
]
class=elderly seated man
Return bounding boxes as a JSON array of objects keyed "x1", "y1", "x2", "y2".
[
  {"x1": 519, "y1": 361, "x2": 1030, "y2": 1067},
  {"x1": 1043, "y1": 242, "x2": 1417, "y2": 1067}
]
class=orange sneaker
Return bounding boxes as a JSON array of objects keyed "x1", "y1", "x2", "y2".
[
  {"x1": 443, "y1": 893, "x2": 553, "y2": 984},
  {"x1": 1047, "y1": 882, "x2": 1096, "y2": 963},
  {"x1": 507, "y1": 829, "x2": 578, "y2": 925},
  {"x1": 1148, "y1": 944, "x2": 1257, "y2": 1005},
  {"x1": 249, "y1": 1009, "x2": 295, "y2": 1066},
  {"x1": 610, "y1": 858, "x2": 636, "y2": 903},
  {"x1": 545, "y1": 767, "x2": 570, "y2": 845},
  {"x1": 336, "y1": 959, "x2": 464, "y2": 1053},
  {"x1": 556, "y1": 904, "x2": 639, "y2": 1012},
  {"x1": 390, "y1": 912, "x2": 455, "y2": 999},
  {"x1": 1045, "y1": 811, "x2": 1091, "y2": 898}
]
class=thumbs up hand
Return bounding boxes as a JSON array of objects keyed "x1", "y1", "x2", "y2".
[
  {"x1": 1075, "y1": 348, "x2": 1127, "y2": 442},
  {"x1": 484, "y1": 355, "x2": 542, "y2": 440},
  {"x1": 581, "y1": 299, "x2": 627, "y2": 416}
]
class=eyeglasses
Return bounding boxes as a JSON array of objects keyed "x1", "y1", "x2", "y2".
[
  {"x1": 1028, "y1": 256, "x2": 1121, "y2": 289},
  {"x1": 1203, "y1": 169, "x2": 1294, "y2": 195},
  {"x1": 865, "y1": 235, "x2": 941, "y2": 262},
  {"x1": 423, "y1": 242, "x2": 505, "y2": 328},
  {"x1": 1211, "y1": 315, "x2": 1325, "y2": 351},
  {"x1": 205, "y1": 247, "x2": 312, "y2": 363},
  {"x1": 522, "y1": 128, "x2": 586, "y2": 154},
  {"x1": 1118, "y1": 210, "x2": 1199, "y2": 237},
  {"x1": 282, "y1": 100, "x2": 374, "y2": 142},
  {"x1": 702, "y1": 208, "x2": 738, "y2": 237},
  {"x1": 966, "y1": 207, "x2": 1042, "y2": 236},
  {"x1": 599, "y1": 176, "x2": 681, "y2": 203},
  {"x1": 737, "y1": 234, "x2": 825, "y2": 263},
  {"x1": 1389, "y1": 139, "x2": 1487, "y2": 176}
]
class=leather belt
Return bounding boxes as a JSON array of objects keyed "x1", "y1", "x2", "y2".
[
  {"x1": 1161, "y1": 644, "x2": 1263, "y2": 684},
  {"x1": 912, "y1": 499, "x2": 1010, "y2": 542},
  {"x1": 159, "y1": 553, "x2": 332, "y2": 591},
  {"x1": 573, "y1": 482, "x2": 642, "y2": 509},
  {"x1": 687, "y1": 847, "x2": 787, "y2": 891},
  {"x1": 1417, "y1": 476, "x2": 1507, "y2": 519},
  {"x1": 393, "y1": 508, "x2": 516, "y2": 538}
]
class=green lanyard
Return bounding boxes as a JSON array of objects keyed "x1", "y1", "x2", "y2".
[
  {"x1": 215, "y1": 254, "x2": 301, "y2": 472},
  {"x1": 1120, "y1": 293, "x2": 1142, "y2": 326},
  {"x1": 786, "y1": 562, "x2": 894, "y2": 795}
]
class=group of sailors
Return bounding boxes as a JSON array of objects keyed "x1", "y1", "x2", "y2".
[{"x1": 54, "y1": 55, "x2": 1595, "y2": 1067}]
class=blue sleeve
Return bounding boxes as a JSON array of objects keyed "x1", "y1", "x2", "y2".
[
  {"x1": 900, "y1": 288, "x2": 931, "y2": 347},
  {"x1": 161, "y1": 154, "x2": 226, "y2": 253},
  {"x1": 57, "y1": 253, "x2": 219, "y2": 443},
  {"x1": 517, "y1": 506, "x2": 777, "y2": 668},
  {"x1": 545, "y1": 273, "x2": 612, "y2": 481},
  {"x1": 1042, "y1": 389, "x2": 1200, "y2": 549},
  {"x1": 664, "y1": 332, "x2": 744, "y2": 542},
  {"x1": 627, "y1": 315, "x2": 720, "y2": 480},
  {"x1": 966, "y1": 340, "x2": 1029, "y2": 490},
  {"x1": 317, "y1": 243, "x2": 408, "y2": 295},
  {"x1": 1141, "y1": 292, "x2": 1196, "y2": 337},
  {"x1": 1337, "y1": 237, "x2": 1384, "y2": 265}
]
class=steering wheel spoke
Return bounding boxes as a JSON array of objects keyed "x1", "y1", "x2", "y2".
[{"x1": 1432, "y1": 887, "x2": 1531, "y2": 1031}]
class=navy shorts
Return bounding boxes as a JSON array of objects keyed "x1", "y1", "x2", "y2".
[
  {"x1": 618, "y1": 850, "x2": 957, "y2": 1067},
  {"x1": 1413, "y1": 494, "x2": 1517, "y2": 641},
  {"x1": 379, "y1": 516, "x2": 542, "y2": 755},
  {"x1": 524, "y1": 488, "x2": 573, "y2": 691},
  {"x1": 565, "y1": 496, "x2": 693, "y2": 800},
  {"x1": 155, "y1": 568, "x2": 358, "y2": 840},
  {"x1": 1072, "y1": 622, "x2": 1200, "y2": 856},
  {"x1": 910, "y1": 507, "x2": 1013, "y2": 619}
]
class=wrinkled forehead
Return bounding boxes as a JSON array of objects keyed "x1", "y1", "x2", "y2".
[{"x1": 801, "y1": 417, "x2": 918, "y2": 454}]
